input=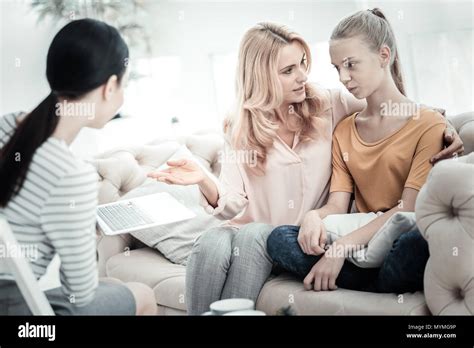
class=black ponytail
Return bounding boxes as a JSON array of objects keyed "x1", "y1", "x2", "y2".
[
  {"x1": 0, "y1": 19, "x2": 129, "y2": 207},
  {"x1": 0, "y1": 93, "x2": 59, "y2": 206}
]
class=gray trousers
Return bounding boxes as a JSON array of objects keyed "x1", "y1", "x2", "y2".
[{"x1": 185, "y1": 222, "x2": 274, "y2": 315}]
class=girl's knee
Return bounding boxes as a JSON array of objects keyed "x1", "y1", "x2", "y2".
[
  {"x1": 189, "y1": 229, "x2": 234, "y2": 272},
  {"x1": 267, "y1": 225, "x2": 294, "y2": 260},
  {"x1": 396, "y1": 229, "x2": 428, "y2": 252}
]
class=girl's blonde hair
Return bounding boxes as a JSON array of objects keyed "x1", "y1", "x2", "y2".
[
  {"x1": 226, "y1": 22, "x2": 329, "y2": 175},
  {"x1": 330, "y1": 8, "x2": 405, "y2": 95}
]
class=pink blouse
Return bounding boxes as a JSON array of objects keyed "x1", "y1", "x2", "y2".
[{"x1": 200, "y1": 89, "x2": 362, "y2": 227}]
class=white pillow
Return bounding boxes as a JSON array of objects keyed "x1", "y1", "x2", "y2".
[
  {"x1": 121, "y1": 145, "x2": 222, "y2": 265},
  {"x1": 322, "y1": 212, "x2": 417, "y2": 268}
]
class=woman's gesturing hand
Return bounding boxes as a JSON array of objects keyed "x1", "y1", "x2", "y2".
[
  {"x1": 147, "y1": 159, "x2": 206, "y2": 186},
  {"x1": 298, "y1": 210, "x2": 327, "y2": 255}
]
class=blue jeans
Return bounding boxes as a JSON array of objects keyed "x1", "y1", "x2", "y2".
[{"x1": 267, "y1": 225, "x2": 429, "y2": 293}]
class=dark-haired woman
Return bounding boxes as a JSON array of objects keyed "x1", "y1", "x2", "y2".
[{"x1": 0, "y1": 19, "x2": 156, "y2": 315}]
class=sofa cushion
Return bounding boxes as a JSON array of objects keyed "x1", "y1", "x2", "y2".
[
  {"x1": 122, "y1": 180, "x2": 221, "y2": 266},
  {"x1": 256, "y1": 273, "x2": 430, "y2": 315},
  {"x1": 106, "y1": 247, "x2": 430, "y2": 315},
  {"x1": 323, "y1": 212, "x2": 380, "y2": 244},
  {"x1": 106, "y1": 247, "x2": 187, "y2": 311},
  {"x1": 323, "y1": 212, "x2": 417, "y2": 268},
  {"x1": 120, "y1": 145, "x2": 223, "y2": 266}
]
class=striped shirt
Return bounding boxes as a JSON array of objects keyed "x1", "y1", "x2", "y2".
[{"x1": 0, "y1": 112, "x2": 99, "y2": 307}]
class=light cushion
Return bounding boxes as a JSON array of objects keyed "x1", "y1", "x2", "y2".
[
  {"x1": 120, "y1": 145, "x2": 222, "y2": 265},
  {"x1": 322, "y1": 212, "x2": 417, "y2": 268},
  {"x1": 257, "y1": 273, "x2": 429, "y2": 315},
  {"x1": 106, "y1": 247, "x2": 187, "y2": 310}
]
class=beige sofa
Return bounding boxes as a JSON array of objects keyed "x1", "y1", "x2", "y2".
[{"x1": 93, "y1": 112, "x2": 474, "y2": 315}]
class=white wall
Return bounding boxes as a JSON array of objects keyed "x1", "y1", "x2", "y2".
[
  {"x1": 140, "y1": 0, "x2": 473, "y2": 117},
  {"x1": 1, "y1": 0, "x2": 473, "y2": 157},
  {"x1": 0, "y1": 1, "x2": 65, "y2": 114},
  {"x1": 139, "y1": 0, "x2": 358, "y2": 129}
]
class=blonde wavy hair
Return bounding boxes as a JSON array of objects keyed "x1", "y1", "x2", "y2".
[{"x1": 226, "y1": 22, "x2": 330, "y2": 175}]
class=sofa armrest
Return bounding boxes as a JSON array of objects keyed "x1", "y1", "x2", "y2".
[
  {"x1": 415, "y1": 153, "x2": 474, "y2": 315},
  {"x1": 91, "y1": 132, "x2": 224, "y2": 277},
  {"x1": 448, "y1": 112, "x2": 474, "y2": 155}
]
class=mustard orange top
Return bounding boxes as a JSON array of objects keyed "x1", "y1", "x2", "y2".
[{"x1": 330, "y1": 108, "x2": 445, "y2": 213}]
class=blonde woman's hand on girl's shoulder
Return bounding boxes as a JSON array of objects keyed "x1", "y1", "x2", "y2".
[
  {"x1": 432, "y1": 124, "x2": 464, "y2": 164},
  {"x1": 419, "y1": 105, "x2": 464, "y2": 163}
]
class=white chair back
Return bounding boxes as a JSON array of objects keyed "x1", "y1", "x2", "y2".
[{"x1": 0, "y1": 217, "x2": 55, "y2": 315}]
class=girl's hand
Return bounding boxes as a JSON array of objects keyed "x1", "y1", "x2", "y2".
[
  {"x1": 298, "y1": 210, "x2": 327, "y2": 255},
  {"x1": 147, "y1": 159, "x2": 206, "y2": 185},
  {"x1": 431, "y1": 123, "x2": 464, "y2": 164},
  {"x1": 303, "y1": 244, "x2": 345, "y2": 291}
]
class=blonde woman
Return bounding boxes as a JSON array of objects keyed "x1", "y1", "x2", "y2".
[{"x1": 148, "y1": 23, "x2": 462, "y2": 315}]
